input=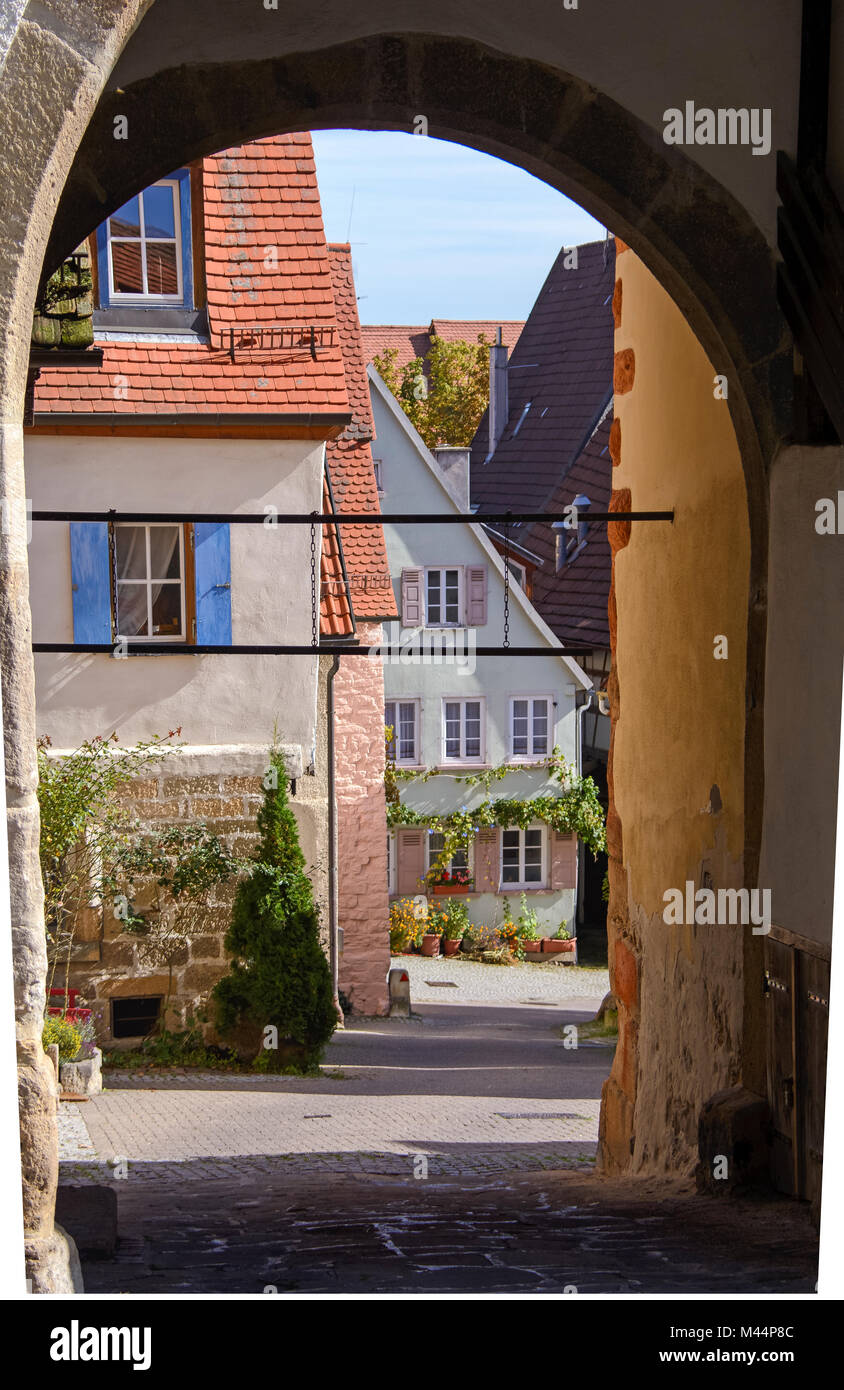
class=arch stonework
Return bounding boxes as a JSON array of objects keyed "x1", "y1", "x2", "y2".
[
  {"x1": 0, "y1": 5, "x2": 807, "y2": 1288},
  {"x1": 0, "y1": 0, "x2": 154, "y2": 1291}
]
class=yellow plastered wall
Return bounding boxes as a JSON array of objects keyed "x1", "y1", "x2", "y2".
[{"x1": 613, "y1": 251, "x2": 750, "y2": 915}]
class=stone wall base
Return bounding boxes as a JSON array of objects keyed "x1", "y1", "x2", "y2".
[{"x1": 26, "y1": 1225, "x2": 83, "y2": 1294}]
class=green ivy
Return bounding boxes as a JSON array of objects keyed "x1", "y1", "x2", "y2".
[{"x1": 385, "y1": 748, "x2": 606, "y2": 883}]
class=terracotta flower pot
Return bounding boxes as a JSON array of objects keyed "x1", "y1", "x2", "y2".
[
  {"x1": 522, "y1": 939, "x2": 542, "y2": 954},
  {"x1": 542, "y1": 937, "x2": 577, "y2": 953},
  {"x1": 421, "y1": 934, "x2": 442, "y2": 957},
  {"x1": 442, "y1": 937, "x2": 463, "y2": 956},
  {"x1": 432, "y1": 883, "x2": 473, "y2": 896}
]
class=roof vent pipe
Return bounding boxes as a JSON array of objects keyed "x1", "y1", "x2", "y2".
[{"x1": 488, "y1": 325, "x2": 509, "y2": 457}]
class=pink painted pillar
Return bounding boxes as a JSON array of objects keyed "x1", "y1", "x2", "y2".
[{"x1": 334, "y1": 622, "x2": 390, "y2": 1014}]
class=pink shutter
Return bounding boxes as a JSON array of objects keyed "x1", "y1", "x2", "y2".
[
  {"x1": 397, "y1": 829, "x2": 426, "y2": 895},
  {"x1": 474, "y1": 828, "x2": 499, "y2": 892},
  {"x1": 465, "y1": 565, "x2": 487, "y2": 626},
  {"x1": 401, "y1": 567, "x2": 424, "y2": 627},
  {"x1": 550, "y1": 831, "x2": 577, "y2": 889}
]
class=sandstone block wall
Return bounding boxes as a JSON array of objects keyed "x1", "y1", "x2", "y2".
[{"x1": 58, "y1": 751, "x2": 329, "y2": 1045}]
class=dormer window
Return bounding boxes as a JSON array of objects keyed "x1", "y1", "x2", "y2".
[{"x1": 97, "y1": 171, "x2": 193, "y2": 309}]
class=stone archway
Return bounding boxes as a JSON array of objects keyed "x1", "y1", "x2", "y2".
[{"x1": 2, "y1": 10, "x2": 786, "y2": 1288}]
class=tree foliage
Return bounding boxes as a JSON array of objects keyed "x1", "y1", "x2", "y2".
[
  {"x1": 212, "y1": 749, "x2": 336, "y2": 1070},
  {"x1": 373, "y1": 334, "x2": 491, "y2": 448}
]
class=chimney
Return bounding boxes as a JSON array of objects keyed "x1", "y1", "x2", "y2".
[
  {"x1": 488, "y1": 325, "x2": 508, "y2": 457},
  {"x1": 432, "y1": 447, "x2": 470, "y2": 511}
]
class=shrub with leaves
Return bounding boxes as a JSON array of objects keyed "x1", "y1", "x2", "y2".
[
  {"x1": 42, "y1": 1014, "x2": 81, "y2": 1063},
  {"x1": 115, "y1": 822, "x2": 242, "y2": 1021},
  {"x1": 389, "y1": 897, "x2": 424, "y2": 952},
  {"x1": 212, "y1": 748, "x2": 336, "y2": 1071},
  {"x1": 37, "y1": 730, "x2": 182, "y2": 997}
]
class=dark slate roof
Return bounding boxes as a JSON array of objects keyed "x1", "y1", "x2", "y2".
[
  {"x1": 521, "y1": 410, "x2": 613, "y2": 650},
  {"x1": 469, "y1": 239, "x2": 615, "y2": 514},
  {"x1": 469, "y1": 237, "x2": 615, "y2": 651}
]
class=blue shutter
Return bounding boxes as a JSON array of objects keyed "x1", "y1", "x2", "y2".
[
  {"x1": 70, "y1": 523, "x2": 112, "y2": 644},
  {"x1": 194, "y1": 523, "x2": 231, "y2": 644}
]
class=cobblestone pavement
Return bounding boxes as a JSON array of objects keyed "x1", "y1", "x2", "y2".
[
  {"x1": 398, "y1": 953, "x2": 610, "y2": 1005},
  {"x1": 59, "y1": 997, "x2": 819, "y2": 1295},
  {"x1": 78, "y1": 1167, "x2": 818, "y2": 1295},
  {"x1": 60, "y1": 1003, "x2": 610, "y2": 1167}
]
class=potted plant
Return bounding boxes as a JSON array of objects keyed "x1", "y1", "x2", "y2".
[
  {"x1": 390, "y1": 897, "x2": 423, "y2": 954},
  {"x1": 542, "y1": 921, "x2": 578, "y2": 959},
  {"x1": 515, "y1": 894, "x2": 543, "y2": 954},
  {"x1": 421, "y1": 922, "x2": 443, "y2": 956},
  {"x1": 441, "y1": 901, "x2": 469, "y2": 955}
]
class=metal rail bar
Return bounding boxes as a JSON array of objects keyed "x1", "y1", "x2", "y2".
[
  {"x1": 31, "y1": 509, "x2": 673, "y2": 525},
  {"x1": 33, "y1": 642, "x2": 599, "y2": 657}
]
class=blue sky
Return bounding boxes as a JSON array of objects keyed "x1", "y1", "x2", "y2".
[{"x1": 311, "y1": 130, "x2": 605, "y2": 325}]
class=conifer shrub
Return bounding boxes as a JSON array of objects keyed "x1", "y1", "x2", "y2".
[{"x1": 212, "y1": 748, "x2": 336, "y2": 1071}]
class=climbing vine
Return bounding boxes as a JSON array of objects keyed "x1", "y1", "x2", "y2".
[{"x1": 384, "y1": 732, "x2": 606, "y2": 884}]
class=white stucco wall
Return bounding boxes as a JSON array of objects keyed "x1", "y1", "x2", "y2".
[{"x1": 26, "y1": 433, "x2": 324, "y2": 758}]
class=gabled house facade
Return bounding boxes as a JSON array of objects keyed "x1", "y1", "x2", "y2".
[
  {"x1": 468, "y1": 240, "x2": 616, "y2": 923},
  {"x1": 25, "y1": 135, "x2": 395, "y2": 1038},
  {"x1": 369, "y1": 365, "x2": 593, "y2": 938}
]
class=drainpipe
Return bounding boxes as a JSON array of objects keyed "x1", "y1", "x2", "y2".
[
  {"x1": 327, "y1": 653, "x2": 342, "y2": 1021},
  {"x1": 575, "y1": 691, "x2": 596, "y2": 928}
]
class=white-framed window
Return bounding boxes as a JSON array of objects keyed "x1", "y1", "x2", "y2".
[
  {"x1": 506, "y1": 559, "x2": 527, "y2": 588},
  {"x1": 106, "y1": 181, "x2": 183, "y2": 302},
  {"x1": 373, "y1": 459, "x2": 385, "y2": 494},
  {"x1": 114, "y1": 522, "x2": 187, "y2": 641},
  {"x1": 426, "y1": 566, "x2": 462, "y2": 627},
  {"x1": 501, "y1": 825, "x2": 546, "y2": 888},
  {"x1": 427, "y1": 831, "x2": 473, "y2": 885},
  {"x1": 385, "y1": 699, "x2": 420, "y2": 765},
  {"x1": 510, "y1": 696, "x2": 551, "y2": 758},
  {"x1": 442, "y1": 697, "x2": 484, "y2": 762}
]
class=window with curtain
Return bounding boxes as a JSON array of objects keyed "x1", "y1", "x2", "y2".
[
  {"x1": 114, "y1": 522, "x2": 190, "y2": 641},
  {"x1": 443, "y1": 698, "x2": 483, "y2": 761},
  {"x1": 501, "y1": 825, "x2": 546, "y2": 887},
  {"x1": 511, "y1": 696, "x2": 551, "y2": 758},
  {"x1": 384, "y1": 699, "x2": 420, "y2": 764}
]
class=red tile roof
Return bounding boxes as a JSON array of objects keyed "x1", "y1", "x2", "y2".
[
  {"x1": 325, "y1": 244, "x2": 396, "y2": 622},
  {"x1": 320, "y1": 476, "x2": 354, "y2": 638},
  {"x1": 360, "y1": 319, "x2": 523, "y2": 372},
  {"x1": 32, "y1": 135, "x2": 350, "y2": 420}
]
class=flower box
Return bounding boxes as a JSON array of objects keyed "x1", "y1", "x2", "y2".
[
  {"x1": 432, "y1": 882, "x2": 473, "y2": 896},
  {"x1": 522, "y1": 939, "x2": 542, "y2": 954},
  {"x1": 542, "y1": 937, "x2": 577, "y2": 959}
]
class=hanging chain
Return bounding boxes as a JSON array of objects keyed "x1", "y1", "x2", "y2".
[
  {"x1": 310, "y1": 513, "x2": 318, "y2": 649},
  {"x1": 503, "y1": 513, "x2": 511, "y2": 649},
  {"x1": 107, "y1": 508, "x2": 118, "y2": 640}
]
